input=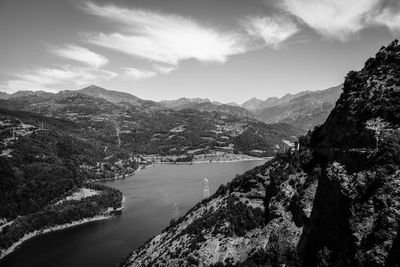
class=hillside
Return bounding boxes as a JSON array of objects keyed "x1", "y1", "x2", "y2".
[
  {"x1": 121, "y1": 40, "x2": 400, "y2": 267},
  {"x1": 241, "y1": 91, "x2": 312, "y2": 112},
  {"x1": 255, "y1": 85, "x2": 342, "y2": 131},
  {"x1": 0, "y1": 90, "x2": 117, "y2": 116},
  {"x1": 0, "y1": 108, "x2": 130, "y2": 258},
  {"x1": 0, "y1": 92, "x2": 9, "y2": 99},
  {"x1": 190, "y1": 102, "x2": 255, "y2": 119},
  {"x1": 241, "y1": 97, "x2": 264, "y2": 112},
  {"x1": 159, "y1": 97, "x2": 211, "y2": 109},
  {"x1": 78, "y1": 85, "x2": 147, "y2": 107},
  {"x1": 159, "y1": 98, "x2": 252, "y2": 119},
  {"x1": 0, "y1": 89, "x2": 300, "y2": 157}
]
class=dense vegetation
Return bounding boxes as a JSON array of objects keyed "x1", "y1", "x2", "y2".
[
  {"x1": 0, "y1": 109, "x2": 124, "y2": 219},
  {"x1": 0, "y1": 109, "x2": 126, "y2": 257},
  {"x1": 0, "y1": 184, "x2": 122, "y2": 251}
]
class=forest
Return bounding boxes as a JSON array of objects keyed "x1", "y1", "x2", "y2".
[{"x1": 0, "y1": 109, "x2": 125, "y2": 254}]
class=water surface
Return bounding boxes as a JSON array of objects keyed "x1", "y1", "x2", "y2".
[{"x1": 1, "y1": 160, "x2": 265, "y2": 267}]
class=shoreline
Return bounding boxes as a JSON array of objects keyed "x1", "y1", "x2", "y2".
[
  {"x1": 88, "y1": 157, "x2": 269, "y2": 181},
  {"x1": 155, "y1": 157, "x2": 271, "y2": 165},
  {"x1": 0, "y1": 207, "x2": 122, "y2": 261},
  {"x1": 87, "y1": 165, "x2": 144, "y2": 183}
]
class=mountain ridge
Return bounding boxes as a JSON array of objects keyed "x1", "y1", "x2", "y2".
[{"x1": 255, "y1": 85, "x2": 342, "y2": 131}]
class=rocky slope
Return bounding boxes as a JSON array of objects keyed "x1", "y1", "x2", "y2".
[
  {"x1": 160, "y1": 98, "x2": 253, "y2": 119},
  {"x1": 255, "y1": 85, "x2": 342, "y2": 131},
  {"x1": 159, "y1": 97, "x2": 212, "y2": 109},
  {"x1": 241, "y1": 90, "x2": 317, "y2": 113},
  {"x1": 191, "y1": 102, "x2": 255, "y2": 119},
  {"x1": 121, "y1": 150, "x2": 317, "y2": 267},
  {"x1": 121, "y1": 40, "x2": 400, "y2": 266},
  {"x1": 299, "y1": 39, "x2": 400, "y2": 266},
  {"x1": 241, "y1": 97, "x2": 264, "y2": 112}
]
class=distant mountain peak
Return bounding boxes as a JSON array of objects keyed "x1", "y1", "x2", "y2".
[
  {"x1": 77, "y1": 85, "x2": 142, "y2": 106},
  {"x1": 241, "y1": 97, "x2": 264, "y2": 111},
  {"x1": 226, "y1": 101, "x2": 239, "y2": 107}
]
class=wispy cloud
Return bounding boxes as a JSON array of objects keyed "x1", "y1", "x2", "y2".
[
  {"x1": 280, "y1": 0, "x2": 380, "y2": 41},
  {"x1": 81, "y1": 2, "x2": 249, "y2": 65},
  {"x1": 152, "y1": 64, "x2": 177, "y2": 74},
  {"x1": 370, "y1": 5, "x2": 400, "y2": 33},
  {"x1": 242, "y1": 16, "x2": 299, "y2": 49},
  {"x1": 49, "y1": 44, "x2": 109, "y2": 68},
  {"x1": 123, "y1": 68, "x2": 157, "y2": 80}
]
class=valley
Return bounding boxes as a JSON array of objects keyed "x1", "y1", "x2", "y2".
[
  {"x1": 0, "y1": 161, "x2": 266, "y2": 267},
  {"x1": 0, "y1": 38, "x2": 399, "y2": 267},
  {"x1": 0, "y1": 82, "x2": 318, "y2": 261},
  {"x1": 2, "y1": 0, "x2": 400, "y2": 266}
]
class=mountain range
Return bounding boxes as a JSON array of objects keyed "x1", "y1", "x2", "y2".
[
  {"x1": 120, "y1": 40, "x2": 400, "y2": 267},
  {"x1": 0, "y1": 85, "x2": 305, "y2": 158},
  {"x1": 157, "y1": 86, "x2": 343, "y2": 130},
  {"x1": 0, "y1": 82, "x2": 343, "y2": 132},
  {"x1": 255, "y1": 85, "x2": 342, "y2": 131}
]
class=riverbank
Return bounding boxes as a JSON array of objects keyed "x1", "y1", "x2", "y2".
[{"x1": 0, "y1": 206, "x2": 122, "y2": 260}]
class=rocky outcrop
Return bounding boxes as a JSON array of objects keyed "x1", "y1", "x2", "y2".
[
  {"x1": 298, "y1": 40, "x2": 400, "y2": 266},
  {"x1": 121, "y1": 40, "x2": 400, "y2": 267}
]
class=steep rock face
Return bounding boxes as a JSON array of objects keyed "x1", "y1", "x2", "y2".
[
  {"x1": 311, "y1": 43, "x2": 400, "y2": 150},
  {"x1": 299, "y1": 40, "x2": 400, "y2": 266},
  {"x1": 121, "y1": 151, "x2": 317, "y2": 267}
]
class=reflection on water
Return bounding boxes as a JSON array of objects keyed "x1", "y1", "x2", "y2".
[{"x1": 1, "y1": 160, "x2": 265, "y2": 267}]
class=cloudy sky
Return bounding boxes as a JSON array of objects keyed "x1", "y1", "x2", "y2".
[{"x1": 0, "y1": 0, "x2": 399, "y2": 103}]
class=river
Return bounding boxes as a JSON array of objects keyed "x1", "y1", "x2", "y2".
[{"x1": 1, "y1": 160, "x2": 265, "y2": 267}]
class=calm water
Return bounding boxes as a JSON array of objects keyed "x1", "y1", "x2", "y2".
[{"x1": 1, "y1": 160, "x2": 265, "y2": 267}]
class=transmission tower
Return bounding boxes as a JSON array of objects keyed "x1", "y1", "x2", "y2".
[{"x1": 203, "y1": 178, "x2": 210, "y2": 199}]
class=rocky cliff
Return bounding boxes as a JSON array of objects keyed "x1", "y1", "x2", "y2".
[
  {"x1": 299, "y1": 39, "x2": 400, "y2": 266},
  {"x1": 121, "y1": 40, "x2": 400, "y2": 267}
]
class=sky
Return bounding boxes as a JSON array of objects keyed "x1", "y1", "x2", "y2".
[{"x1": 0, "y1": 0, "x2": 399, "y2": 103}]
